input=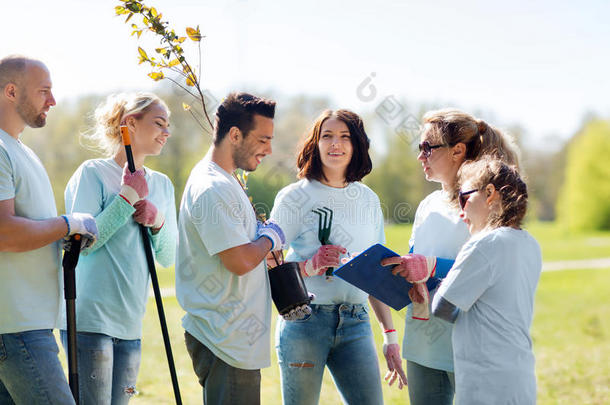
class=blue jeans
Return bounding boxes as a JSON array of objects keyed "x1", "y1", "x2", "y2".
[
  {"x1": 60, "y1": 331, "x2": 141, "y2": 405},
  {"x1": 406, "y1": 360, "x2": 455, "y2": 405},
  {"x1": 184, "y1": 331, "x2": 261, "y2": 405},
  {"x1": 0, "y1": 329, "x2": 75, "y2": 405},
  {"x1": 276, "y1": 304, "x2": 383, "y2": 405}
]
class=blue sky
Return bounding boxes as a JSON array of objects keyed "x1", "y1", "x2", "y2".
[{"x1": 3, "y1": 0, "x2": 609, "y2": 147}]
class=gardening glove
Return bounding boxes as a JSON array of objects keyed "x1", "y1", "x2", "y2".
[
  {"x1": 62, "y1": 213, "x2": 99, "y2": 249},
  {"x1": 301, "y1": 245, "x2": 346, "y2": 277},
  {"x1": 382, "y1": 330, "x2": 407, "y2": 389},
  {"x1": 382, "y1": 254, "x2": 437, "y2": 320},
  {"x1": 256, "y1": 219, "x2": 286, "y2": 251},
  {"x1": 119, "y1": 164, "x2": 148, "y2": 206},
  {"x1": 133, "y1": 199, "x2": 165, "y2": 232}
]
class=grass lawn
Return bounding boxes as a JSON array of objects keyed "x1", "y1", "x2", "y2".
[{"x1": 57, "y1": 222, "x2": 610, "y2": 403}]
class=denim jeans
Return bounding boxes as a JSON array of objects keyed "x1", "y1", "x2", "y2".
[
  {"x1": 60, "y1": 331, "x2": 141, "y2": 405},
  {"x1": 184, "y1": 331, "x2": 261, "y2": 405},
  {"x1": 406, "y1": 360, "x2": 455, "y2": 405},
  {"x1": 276, "y1": 304, "x2": 383, "y2": 405},
  {"x1": 0, "y1": 329, "x2": 75, "y2": 405}
]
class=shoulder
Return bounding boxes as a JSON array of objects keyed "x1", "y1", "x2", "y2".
[
  {"x1": 274, "y1": 179, "x2": 311, "y2": 203},
  {"x1": 146, "y1": 167, "x2": 174, "y2": 189},
  {"x1": 351, "y1": 182, "x2": 379, "y2": 201}
]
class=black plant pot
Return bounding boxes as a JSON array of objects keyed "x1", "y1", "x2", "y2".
[{"x1": 268, "y1": 261, "x2": 312, "y2": 315}]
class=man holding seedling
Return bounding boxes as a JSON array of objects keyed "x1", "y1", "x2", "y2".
[
  {"x1": 176, "y1": 92, "x2": 285, "y2": 404},
  {"x1": 0, "y1": 55, "x2": 98, "y2": 404}
]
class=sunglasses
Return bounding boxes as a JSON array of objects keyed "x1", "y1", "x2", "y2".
[
  {"x1": 458, "y1": 189, "x2": 479, "y2": 210},
  {"x1": 418, "y1": 141, "x2": 446, "y2": 158}
]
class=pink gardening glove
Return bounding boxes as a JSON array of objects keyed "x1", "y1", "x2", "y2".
[
  {"x1": 382, "y1": 331, "x2": 407, "y2": 389},
  {"x1": 119, "y1": 164, "x2": 148, "y2": 206},
  {"x1": 381, "y1": 254, "x2": 436, "y2": 282},
  {"x1": 301, "y1": 245, "x2": 347, "y2": 277},
  {"x1": 133, "y1": 200, "x2": 165, "y2": 231}
]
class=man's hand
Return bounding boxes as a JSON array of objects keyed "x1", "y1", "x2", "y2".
[
  {"x1": 301, "y1": 245, "x2": 346, "y2": 277},
  {"x1": 63, "y1": 213, "x2": 98, "y2": 249},
  {"x1": 382, "y1": 330, "x2": 407, "y2": 389},
  {"x1": 256, "y1": 219, "x2": 285, "y2": 251}
]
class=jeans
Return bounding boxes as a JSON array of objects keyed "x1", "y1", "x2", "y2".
[
  {"x1": 0, "y1": 330, "x2": 75, "y2": 405},
  {"x1": 184, "y1": 331, "x2": 261, "y2": 405},
  {"x1": 406, "y1": 360, "x2": 455, "y2": 405},
  {"x1": 276, "y1": 304, "x2": 383, "y2": 405},
  {"x1": 60, "y1": 331, "x2": 141, "y2": 405}
]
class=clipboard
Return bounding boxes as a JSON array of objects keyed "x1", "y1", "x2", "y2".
[{"x1": 333, "y1": 244, "x2": 441, "y2": 311}]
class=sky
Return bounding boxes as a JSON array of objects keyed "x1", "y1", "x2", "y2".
[{"x1": 3, "y1": 0, "x2": 610, "y2": 148}]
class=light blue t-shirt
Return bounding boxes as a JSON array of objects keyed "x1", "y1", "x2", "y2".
[
  {"x1": 0, "y1": 128, "x2": 61, "y2": 333},
  {"x1": 176, "y1": 155, "x2": 271, "y2": 370},
  {"x1": 270, "y1": 179, "x2": 385, "y2": 305},
  {"x1": 403, "y1": 190, "x2": 471, "y2": 372},
  {"x1": 64, "y1": 158, "x2": 176, "y2": 340},
  {"x1": 437, "y1": 227, "x2": 541, "y2": 405}
]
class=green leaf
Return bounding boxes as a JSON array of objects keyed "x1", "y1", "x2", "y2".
[
  {"x1": 155, "y1": 47, "x2": 165, "y2": 54},
  {"x1": 150, "y1": 7, "x2": 157, "y2": 17},
  {"x1": 148, "y1": 71, "x2": 164, "y2": 81},
  {"x1": 138, "y1": 47, "x2": 149, "y2": 61},
  {"x1": 186, "y1": 27, "x2": 202, "y2": 42},
  {"x1": 115, "y1": 5, "x2": 126, "y2": 15}
]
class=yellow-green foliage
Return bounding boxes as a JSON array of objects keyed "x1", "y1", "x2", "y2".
[{"x1": 557, "y1": 120, "x2": 610, "y2": 231}]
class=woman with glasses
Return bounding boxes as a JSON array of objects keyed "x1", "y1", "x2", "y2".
[
  {"x1": 380, "y1": 109, "x2": 519, "y2": 405},
  {"x1": 430, "y1": 157, "x2": 540, "y2": 405}
]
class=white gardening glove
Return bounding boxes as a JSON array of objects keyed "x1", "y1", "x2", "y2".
[
  {"x1": 62, "y1": 213, "x2": 99, "y2": 249},
  {"x1": 119, "y1": 164, "x2": 148, "y2": 206},
  {"x1": 382, "y1": 330, "x2": 407, "y2": 389},
  {"x1": 133, "y1": 199, "x2": 165, "y2": 232},
  {"x1": 256, "y1": 219, "x2": 286, "y2": 251},
  {"x1": 301, "y1": 245, "x2": 346, "y2": 277}
]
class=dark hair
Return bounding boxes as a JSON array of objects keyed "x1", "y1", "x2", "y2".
[
  {"x1": 297, "y1": 109, "x2": 372, "y2": 183},
  {"x1": 457, "y1": 157, "x2": 528, "y2": 229},
  {"x1": 213, "y1": 92, "x2": 276, "y2": 145}
]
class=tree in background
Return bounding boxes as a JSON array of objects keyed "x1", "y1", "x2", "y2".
[{"x1": 556, "y1": 119, "x2": 610, "y2": 231}]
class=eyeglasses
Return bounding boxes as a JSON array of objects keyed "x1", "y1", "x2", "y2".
[
  {"x1": 458, "y1": 189, "x2": 479, "y2": 210},
  {"x1": 418, "y1": 141, "x2": 446, "y2": 158}
]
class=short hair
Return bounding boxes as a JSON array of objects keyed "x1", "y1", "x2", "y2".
[
  {"x1": 213, "y1": 92, "x2": 276, "y2": 145},
  {"x1": 297, "y1": 109, "x2": 372, "y2": 183},
  {"x1": 0, "y1": 55, "x2": 28, "y2": 90},
  {"x1": 457, "y1": 157, "x2": 528, "y2": 229}
]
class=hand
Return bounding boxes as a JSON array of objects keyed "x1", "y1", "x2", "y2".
[
  {"x1": 302, "y1": 245, "x2": 347, "y2": 277},
  {"x1": 256, "y1": 219, "x2": 286, "y2": 251},
  {"x1": 381, "y1": 254, "x2": 436, "y2": 283},
  {"x1": 63, "y1": 213, "x2": 99, "y2": 249},
  {"x1": 408, "y1": 283, "x2": 431, "y2": 320},
  {"x1": 340, "y1": 251, "x2": 361, "y2": 265},
  {"x1": 133, "y1": 200, "x2": 164, "y2": 231},
  {"x1": 119, "y1": 164, "x2": 148, "y2": 206},
  {"x1": 382, "y1": 331, "x2": 407, "y2": 389}
]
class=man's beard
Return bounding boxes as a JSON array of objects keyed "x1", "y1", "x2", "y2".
[
  {"x1": 16, "y1": 94, "x2": 46, "y2": 128},
  {"x1": 232, "y1": 143, "x2": 258, "y2": 172}
]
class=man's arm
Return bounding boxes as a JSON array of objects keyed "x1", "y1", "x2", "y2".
[
  {"x1": 0, "y1": 198, "x2": 67, "y2": 252},
  {"x1": 217, "y1": 237, "x2": 273, "y2": 276}
]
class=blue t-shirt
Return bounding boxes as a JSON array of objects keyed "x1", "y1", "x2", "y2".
[
  {"x1": 270, "y1": 179, "x2": 385, "y2": 305},
  {"x1": 176, "y1": 156, "x2": 272, "y2": 370},
  {"x1": 64, "y1": 158, "x2": 176, "y2": 340},
  {"x1": 0, "y1": 129, "x2": 61, "y2": 333},
  {"x1": 403, "y1": 190, "x2": 471, "y2": 372}
]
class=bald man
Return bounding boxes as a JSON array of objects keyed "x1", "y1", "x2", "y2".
[{"x1": 0, "y1": 55, "x2": 98, "y2": 404}]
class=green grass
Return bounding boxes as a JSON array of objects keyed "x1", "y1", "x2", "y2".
[{"x1": 57, "y1": 222, "x2": 610, "y2": 404}]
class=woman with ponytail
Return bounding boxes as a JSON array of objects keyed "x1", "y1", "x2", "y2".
[
  {"x1": 431, "y1": 157, "x2": 541, "y2": 404},
  {"x1": 380, "y1": 109, "x2": 519, "y2": 404},
  {"x1": 61, "y1": 93, "x2": 177, "y2": 404}
]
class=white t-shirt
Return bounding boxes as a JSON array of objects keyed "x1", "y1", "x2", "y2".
[
  {"x1": 270, "y1": 179, "x2": 385, "y2": 305},
  {"x1": 0, "y1": 129, "x2": 61, "y2": 333},
  {"x1": 176, "y1": 154, "x2": 271, "y2": 370},
  {"x1": 437, "y1": 227, "x2": 542, "y2": 405},
  {"x1": 403, "y1": 190, "x2": 471, "y2": 371}
]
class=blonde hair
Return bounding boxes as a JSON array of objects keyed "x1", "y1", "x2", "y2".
[
  {"x1": 83, "y1": 92, "x2": 169, "y2": 157},
  {"x1": 423, "y1": 108, "x2": 520, "y2": 167}
]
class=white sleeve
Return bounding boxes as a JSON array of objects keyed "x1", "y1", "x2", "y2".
[
  {"x1": 193, "y1": 187, "x2": 251, "y2": 256},
  {"x1": 436, "y1": 240, "x2": 493, "y2": 312},
  {"x1": 0, "y1": 146, "x2": 15, "y2": 201}
]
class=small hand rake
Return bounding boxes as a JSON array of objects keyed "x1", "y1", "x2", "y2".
[{"x1": 312, "y1": 206, "x2": 334, "y2": 281}]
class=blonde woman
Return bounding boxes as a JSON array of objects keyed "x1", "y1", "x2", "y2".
[{"x1": 61, "y1": 93, "x2": 177, "y2": 404}]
